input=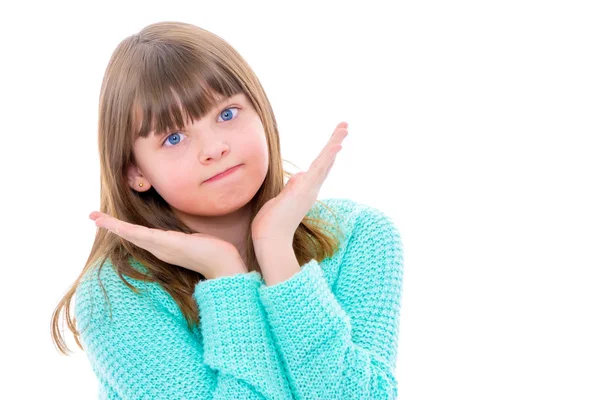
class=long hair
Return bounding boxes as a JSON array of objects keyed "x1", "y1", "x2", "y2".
[{"x1": 51, "y1": 21, "x2": 343, "y2": 355}]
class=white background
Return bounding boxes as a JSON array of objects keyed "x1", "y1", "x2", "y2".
[{"x1": 1, "y1": 0, "x2": 598, "y2": 399}]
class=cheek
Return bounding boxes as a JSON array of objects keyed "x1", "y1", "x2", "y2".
[
  {"x1": 154, "y1": 163, "x2": 188, "y2": 185},
  {"x1": 241, "y1": 127, "x2": 270, "y2": 171},
  {"x1": 149, "y1": 164, "x2": 195, "y2": 201}
]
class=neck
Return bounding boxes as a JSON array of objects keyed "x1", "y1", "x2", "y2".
[{"x1": 173, "y1": 201, "x2": 253, "y2": 261}]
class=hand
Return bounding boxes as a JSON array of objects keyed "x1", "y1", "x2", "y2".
[
  {"x1": 89, "y1": 212, "x2": 247, "y2": 279},
  {"x1": 251, "y1": 121, "x2": 348, "y2": 249}
]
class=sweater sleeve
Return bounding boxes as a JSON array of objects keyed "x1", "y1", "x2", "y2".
[
  {"x1": 75, "y1": 267, "x2": 293, "y2": 400},
  {"x1": 257, "y1": 204, "x2": 404, "y2": 399},
  {"x1": 193, "y1": 270, "x2": 294, "y2": 400}
]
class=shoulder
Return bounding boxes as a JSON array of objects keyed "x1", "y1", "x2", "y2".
[
  {"x1": 74, "y1": 257, "x2": 167, "y2": 332},
  {"x1": 309, "y1": 197, "x2": 401, "y2": 246},
  {"x1": 75, "y1": 257, "x2": 151, "y2": 301},
  {"x1": 306, "y1": 197, "x2": 361, "y2": 235},
  {"x1": 320, "y1": 199, "x2": 403, "y2": 289},
  {"x1": 310, "y1": 197, "x2": 395, "y2": 220},
  {"x1": 307, "y1": 198, "x2": 403, "y2": 288}
]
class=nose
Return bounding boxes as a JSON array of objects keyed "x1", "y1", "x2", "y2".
[{"x1": 197, "y1": 129, "x2": 230, "y2": 163}]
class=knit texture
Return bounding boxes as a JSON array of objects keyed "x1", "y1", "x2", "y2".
[{"x1": 74, "y1": 197, "x2": 404, "y2": 399}]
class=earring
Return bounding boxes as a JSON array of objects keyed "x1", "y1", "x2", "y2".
[{"x1": 138, "y1": 182, "x2": 144, "y2": 187}]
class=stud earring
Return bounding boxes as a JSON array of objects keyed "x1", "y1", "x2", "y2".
[{"x1": 138, "y1": 182, "x2": 144, "y2": 187}]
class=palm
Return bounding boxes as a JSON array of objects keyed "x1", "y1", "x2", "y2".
[
  {"x1": 90, "y1": 212, "x2": 244, "y2": 279},
  {"x1": 251, "y1": 197, "x2": 278, "y2": 241},
  {"x1": 251, "y1": 176, "x2": 310, "y2": 243},
  {"x1": 251, "y1": 121, "x2": 349, "y2": 246}
]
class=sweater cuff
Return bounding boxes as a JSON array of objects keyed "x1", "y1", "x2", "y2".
[
  {"x1": 193, "y1": 271, "x2": 265, "y2": 370},
  {"x1": 257, "y1": 259, "x2": 351, "y2": 363}
]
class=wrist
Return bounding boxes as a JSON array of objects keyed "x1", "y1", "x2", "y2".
[
  {"x1": 208, "y1": 255, "x2": 248, "y2": 279},
  {"x1": 255, "y1": 244, "x2": 300, "y2": 286},
  {"x1": 254, "y1": 242, "x2": 295, "y2": 267},
  {"x1": 254, "y1": 239, "x2": 293, "y2": 261},
  {"x1": 212, "y1": 268, "x2": 247, "y2": 279}
]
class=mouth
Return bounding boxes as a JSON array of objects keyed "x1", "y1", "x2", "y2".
[{"x1": 203, "y1": 164, "x2": 242, "y2": 183}]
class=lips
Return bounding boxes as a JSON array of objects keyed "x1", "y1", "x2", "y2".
[{"x1": 204, "y1": 164, "x2": 242, "y2": 182}]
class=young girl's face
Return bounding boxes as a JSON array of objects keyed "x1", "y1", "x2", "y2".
[{"x1": 127, "y1": 92, "x2": 269, "y2": 217}]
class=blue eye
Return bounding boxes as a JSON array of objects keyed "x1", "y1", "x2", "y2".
[
  {"x1": 161, "y1": 106, "x2": 239, "y2": 148},
  {"x1": 218, "y1": 106, "x2": 239, "y2": 122},
  {"x1": 163, "y1": 132, "x2": 183, "y2": 147}
]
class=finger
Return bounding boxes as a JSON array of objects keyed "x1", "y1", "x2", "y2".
[
  {"x1": 293, "y1": 122, "x2": 346, "y2": 197},
  {"x1": 91, "y1": 212, "x2": 189, "y2": 266},
  {"x1": 89, "y1": 211, "x2": 102, "y2": 221},
  {"x1": 326, "y1": 124, "x2": 348, "y2": 151},
  {"x1": 308, "y1": 127, "x2": 346, "y2": 182},
  {"x1": 93, "y1": 213, "x2": 159, "y2": 249},
  {"x1": 301, "y1": 146, "x2": 340, "y2": 199},
  {"x1": 308, "y1": 128, "x2": 346, "y2": 177},
  {"x1": 315, "y1": 122, "x2": 347, "y2": 161},
  {"x1": 332, "y1": 122, "x2": 348, "y2": 140},
  {"x1": 320, "y1": 145, "x2": 341, "y2": 180},
  {"x1": 334, "y1": 121, "x2": 348, "y2": 131}
]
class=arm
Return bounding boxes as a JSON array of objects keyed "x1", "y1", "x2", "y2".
[
  {"x1": 75, "y1": 265, "x2": 294, "y2": 400},
  {"x1": 256, "y1": 205, "x2": 404, "y2": 399},
  {"x1": 194, "y1": 269, "x2": 294, "y2": 400}
]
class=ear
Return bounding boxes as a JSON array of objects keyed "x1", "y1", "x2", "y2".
[{"x1": 126, "y1": 163, "x2": 152, "y2": 192}]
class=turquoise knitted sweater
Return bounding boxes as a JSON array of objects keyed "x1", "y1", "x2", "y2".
[{"x1": 74, "y1": 198, "x2": 404, "y2": 399}]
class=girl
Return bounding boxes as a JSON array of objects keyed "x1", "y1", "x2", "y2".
[{"x1": 51, "y1": 21, "x2": 404, "y2": 400}]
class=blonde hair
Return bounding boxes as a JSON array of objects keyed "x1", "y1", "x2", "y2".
[{"x1": 51, "y1": 21, "x2": 343, "y2": 355}]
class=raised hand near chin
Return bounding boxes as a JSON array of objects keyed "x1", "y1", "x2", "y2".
[
  {"x1": 251, "y1": 121, "x2": 348, "y2": 254},
  {"x1": 89, "y1": 212, "x2": 248, "y2": 279}
]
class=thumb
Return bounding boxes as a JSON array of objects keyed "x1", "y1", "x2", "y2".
[
  {"x1": 286, "y1": 172, "x2": 304, "y2": 184},
  {"x1": 283, "y1": 172, "x2": 305, "y2": 193}
]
